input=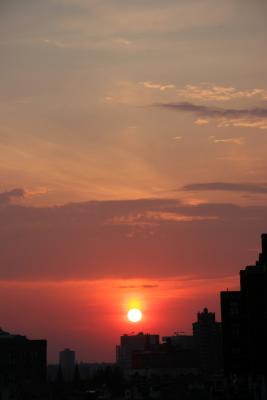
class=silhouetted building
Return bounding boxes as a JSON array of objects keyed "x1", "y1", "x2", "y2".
[
  {"x1": 220, "y1": 291, "x2": 243, "y2": 375},
  {"x1": 162, "y1": 333, "x2": 195, "y2": 350},
  {"x1": 132, "y1": 335, "x2": 199, "y2": 375},
  {"x1": 59, "y1": 348, "x2": 75, "y2": 381},
  {"x1": 193, "y1": 308, "x2": 222, "y2": 374},
  {"x1": 116, "y1": 332, "x2": 199, "y2": 375},
  {"x1": 240, "y1": 251, "x2": 267, "y2": 376},
  {"x1": 0, "y1": 328, "x2": 46, "y2": 385},
  {"x1": 132, "y1": 348, "x2": 199, "y2": 376},
  {"x1": 221, "y1": 234, "x2": 267, "y2": 398},
  {"x1": 116, "y1": 332, "x2": 159, "y2": 369},
  {"x1": 221, "y1": 234, "x2": 267, "y2": 376}
]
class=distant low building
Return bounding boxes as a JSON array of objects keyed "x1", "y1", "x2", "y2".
[
  {"x1": 59, "y1": 348, "x2": 76, "y2": 381},
  {"x1": 0, "y1": 328, "x2": 47, "y2": 385},
  {"x1": 162, "y1": 334, "x2": 195, "y2": 350},
  {"x1": 116, "y1": 332, "x2": 159, "y2": 370},
  {"x1": 116, "y1": 332, "x2": 199, "y2": 376},
  {"x1": 193, "y1": 308, "x2": 222, "y2": 374},
  {"x1": 132, "y1": 347, "x2": 199, "y2": 376}
]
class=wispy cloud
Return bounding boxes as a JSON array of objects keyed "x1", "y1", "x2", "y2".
[
  {"x1": 194, "y1": 118, "x2": 209, "y2": 126},
  {"x1": 0, "y1": 188, "x2": 25, "y2": 206},
  {"x1": 182, "y1": 182, "x2": 267, "y2": 194},
  {"x1": 156, "y1": 101, "x2": 267, "y2": 129},
  {"x1": 208, "y1": 136, "x2": 244, "y2": 145},
  {"x1": 176, "y1": 84, "x2": 267, "y2": 101},
  {"x1": 108, "y1": 213, "x2": 159, "y2": 228},
  {"x1": 142, "y1": 82, "x2": 267, "y2": 101},
  {"x1": 113, "y1": 37, "x2": 133, "y2": 47},
  {"x1": 41, "y1": 38, "x2": 67, "y2": 48},
  {"x1": 217, "y1": 118, "x2": 267, "y2": 130},
  {"x1": 142, "y1": 81, "x2": 175, "y2": 92},
  {"x1": 156, "y1": 101, "x2": 267, "y2": 118},
  {"x1": 146, "y1": 211, "x2": 219, "y2": 223},
  {"x1": 24, "y1": 187, "x2": 49, "y2": 198},
  {"x1": 109, "y1": 210, "x2": 219, "y2": 227},
  {"x1": 118, "y1": 284, "x2": 159, "y2": 289}
]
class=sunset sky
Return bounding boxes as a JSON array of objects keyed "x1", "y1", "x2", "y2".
[{"x1": 1, "y1": 0, "x2": 267, "y2": 362}]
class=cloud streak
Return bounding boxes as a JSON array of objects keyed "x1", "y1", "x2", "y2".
[
  {"x1": 208, "y1": 136, "x2": 244, "y2": 145},
  {"x1": 182, "y1": 182, "x2": 267, "y2": 194},
  {"x1": 143, "y1": 82, "x2": 267, "y2": 101},
  {"x1": 0, "y1": 188, "x2": 25, "y2": 206},
  {"x1": 156, "y1": 101, "x2": 267, "y2": 119},
  {"x1": 176, "y1": 84, "x2": 267, "y2": 101},
  {"x1": 118, "y1": 284, "x2": 159, "y2": 289},
  {"x1": 0, "y1": 194, "x2": 266, "y2": 281},
  {"x1": 156, "y1": 101, "x2": 267, "y2": 129},
  {"x1": 142, "y1": 81, "x2": 175, "y2": 92}
]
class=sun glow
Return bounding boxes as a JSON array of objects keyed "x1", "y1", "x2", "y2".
[{"x1": 127, "y1": 308, "x2": 142, "y2": 323}]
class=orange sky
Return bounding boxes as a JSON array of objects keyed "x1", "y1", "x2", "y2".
[
  {"x1": 1, "y1": 0, "x2": 267, "y2": 362},
  {"x1": 0, "y1": 276, "x2": 238, "y2": 362}
]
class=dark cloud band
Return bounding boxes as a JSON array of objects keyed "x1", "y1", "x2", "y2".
[
  {"x1": 0, "y1": 188, "x2": 25, "y2": 206},
  {"x1": 0, "y1": 193, "x2": 267, "y2": 281},
  {"x1": 155, "y1": 101, "x2": 267, "y2": 119},
  {"x1": 182, "y1": 182, "x2": 267, "y2": 194}
]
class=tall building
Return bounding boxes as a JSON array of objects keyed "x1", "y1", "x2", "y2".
[
  {"x1": 59, "y1": 348, "x2": 76, "y2": 381},
  {"x1": 221, "y1": 234, "x2": 267, "y2": 379},
  {"x1": 0, "y1": 328, "x2": 47, "y2": 384},
  {"x1": 192, "y1": 308, "x2": 222, "y2": 374},
  {"x1": 240, "y1": 246, "x2": 267, "y2": 376},
  {"x1": 116, "y1": 332, "x2": 159, "y2": 370},
  {"x1": 220, "y1": 291, "x2": 243, "y2": 375}
]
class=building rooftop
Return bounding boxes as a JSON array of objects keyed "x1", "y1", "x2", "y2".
[{"x1": 0, "y1": 328, "x2": 26, "y2": 340}]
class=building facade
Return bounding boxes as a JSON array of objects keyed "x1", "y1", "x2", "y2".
[
  {"x1": 59, "y1": 348, "x2": 76, "y2": 381},
  {"x1": 192, "y1": 308, "x2": 222, "y2": 374},
  {"x1": 162, "y1": 334, "x2": 195, "y2": 350},
  {"x1": 220, "y1": 291, "x2": 243, "y2": 375},
  {"x1": 0, "y1": 328, "x2": 47, "y2": 385},
  {"x1": 116, "y1": 332, "x2": 159, "y2": 370},
  {"x1": 221, "y1": 234, "x2": 267, "y2": 398}
]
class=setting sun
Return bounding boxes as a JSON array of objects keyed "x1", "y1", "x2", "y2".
[{"x1": 127, "y1": 308, "x2": 142, "y2": 323}]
